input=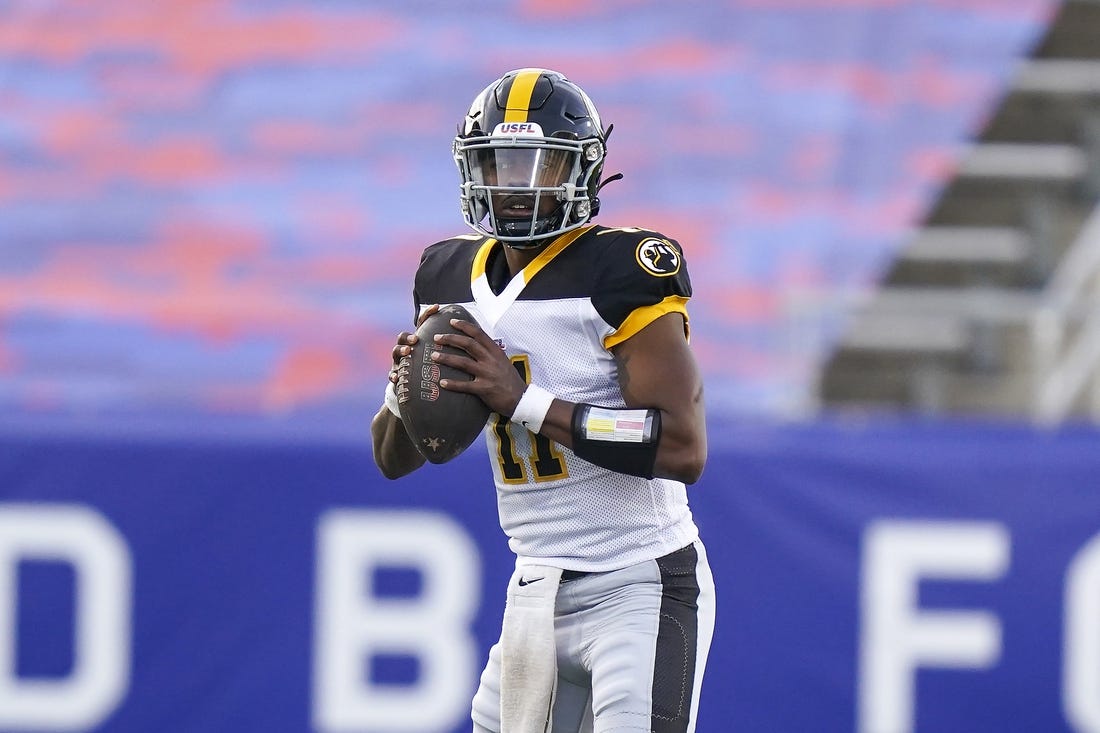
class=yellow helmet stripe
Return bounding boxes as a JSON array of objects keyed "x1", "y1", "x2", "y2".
[{"x1": 503, "y1": 69, "x2": 542, "y2": 123}]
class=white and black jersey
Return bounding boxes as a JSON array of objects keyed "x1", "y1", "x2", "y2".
[{"x1": 412, "y1": 224, "x2": 700, "y2": 572}]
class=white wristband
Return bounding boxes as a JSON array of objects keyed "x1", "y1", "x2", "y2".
[
  {"x1": 511, "y1": 384, "x2": 555, "y2": 434},
  {"x1": 383, "y1": 380, "x2": 401, "y2": 417}
]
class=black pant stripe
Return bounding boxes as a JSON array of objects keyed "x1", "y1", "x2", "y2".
[{"x1": 651, "y1": 544, "x2": 702, "y2": 733}]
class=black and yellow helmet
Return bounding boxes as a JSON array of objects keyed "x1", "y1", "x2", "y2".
[{"x1": 453, "y1": 68, "x2": 613, "y2": 247}]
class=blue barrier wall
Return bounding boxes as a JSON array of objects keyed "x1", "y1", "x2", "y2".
[{"x1": 3, "y1": 416, "x2": 1098, "y2": 732}]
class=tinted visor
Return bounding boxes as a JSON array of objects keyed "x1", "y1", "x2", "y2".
[{"x1": 470, "y1": 147, "x2": 573, "y2": 189}]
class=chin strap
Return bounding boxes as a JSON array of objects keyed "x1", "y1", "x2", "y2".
[
  {"x1": 590, "y1": 173, "x2": 622, "y2": 218},
  {"x1": 596, "y1": 172, "x2": 623, "y2": 194},
  {"x1": 596, "y1": 123, "x2": 623, "y2": 195},
  {"x1": 589, "y1": 123, "x2": 623, "y2": 218}
]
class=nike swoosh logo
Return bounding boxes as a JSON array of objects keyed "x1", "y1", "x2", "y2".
[{"x1": 518, "y1": 576, "x2": 544, "y2": 586}]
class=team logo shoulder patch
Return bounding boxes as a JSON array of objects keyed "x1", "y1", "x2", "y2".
[{"x1": 635, "y1": 238, "x2": 681, "y2": 277}]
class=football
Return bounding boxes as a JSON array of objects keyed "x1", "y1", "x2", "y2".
[{"x1": 396, "y1": 303, "x2": 492, "y2": 464}]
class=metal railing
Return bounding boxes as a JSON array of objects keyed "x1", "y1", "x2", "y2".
[{"x1": 1032, "y1": 201, "x2": 1100, "y2": 424}]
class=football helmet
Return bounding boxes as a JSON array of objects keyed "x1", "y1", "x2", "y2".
[{"x1": 454, "y1": 68, "x2": 613, "y2": 247}]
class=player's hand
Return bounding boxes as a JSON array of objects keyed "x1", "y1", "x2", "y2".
[
  {"x1": 388, "y1": 304, "x2": 441, "y2": 386},
  {"x1": 431, "y1": 316, "x2": 527, "y2": 418}
]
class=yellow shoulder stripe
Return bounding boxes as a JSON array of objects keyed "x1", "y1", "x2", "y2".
[
  {"x1": 604, "y1": 296, "x2": 690, "y2": 349},
  {"x1": 521, "y1": 225, "x2": 593, "y2": 283}
]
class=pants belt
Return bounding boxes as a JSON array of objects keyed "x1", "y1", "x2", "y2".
[
  {"x1": 559, "y1": 544, "x2": 696, "y2": 583},
  {"x1": 560, "y1": 569, "x2": 591, "y2": 582}
]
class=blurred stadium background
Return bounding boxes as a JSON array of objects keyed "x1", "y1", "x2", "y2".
[{"x1": 2, "y1": 1, "x2": 1100, "y2": 732}]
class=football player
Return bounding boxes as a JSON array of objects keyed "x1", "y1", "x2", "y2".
[{"x1": 371, "y1": 68, "x2": 714, "y2": 733}]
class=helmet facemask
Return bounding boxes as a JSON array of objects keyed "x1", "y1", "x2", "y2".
[{"x1": 454, "y1": 132, "x2": 605, "y2": 248}]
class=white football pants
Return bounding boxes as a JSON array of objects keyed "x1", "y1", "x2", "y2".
[{"x1": 471, "y1": 541, "x2": 716, "y2": 733}]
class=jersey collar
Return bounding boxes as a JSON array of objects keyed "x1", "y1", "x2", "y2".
[{"x1": 470, "y1": 226, "x2": 594, "y2": 329}]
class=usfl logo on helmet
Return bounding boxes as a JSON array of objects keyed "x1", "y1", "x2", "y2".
[{"x1": 492, "y1": 122, "x2": 544, "y2": 136}]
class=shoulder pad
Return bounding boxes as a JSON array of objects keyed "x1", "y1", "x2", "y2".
[
  {"x1": 589, "y1": 226, "x2": 692, "y2": 334},
  {"x1": 413, "y1": 234, "x2": 484, "y2": 321},
  {"x1": 594, "y1": 227, "x2": 685, "y2": 278}
]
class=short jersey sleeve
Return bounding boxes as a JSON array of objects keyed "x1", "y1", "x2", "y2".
[{"x1": 590, "y1": 229, "x2": 693, "y2": 349}]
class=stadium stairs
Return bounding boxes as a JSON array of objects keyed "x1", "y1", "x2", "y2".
[{"x1": 818, "y1": 0, "x2": 1100, "y2": 422}]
